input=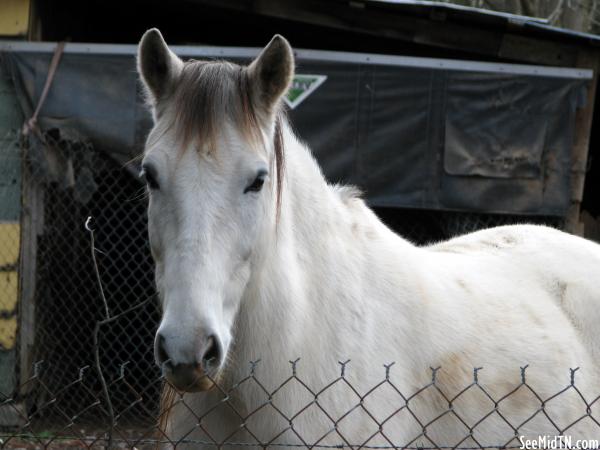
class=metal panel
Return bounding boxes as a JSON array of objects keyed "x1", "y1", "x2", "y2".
[{"x1": 0, "y1": 41, "x2": 593, "y2": 79}]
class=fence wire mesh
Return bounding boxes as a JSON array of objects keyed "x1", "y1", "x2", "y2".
[
  {"x1": 4, "y1": 128, "x2": 161, "y2": 432},
  {"x1": 0, "y1": 126, "x2": 578, "y2": 448},
  {"x1": 1, "y1": 358, "x2": 600, "y2": 449}
]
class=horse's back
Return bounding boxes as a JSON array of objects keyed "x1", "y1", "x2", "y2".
[
  {"x1": 421, "y1": 224, "x2": 600, "y2": 438},
  {"x1": 430, "y1": 223, "x2": 600, "y2": 260},
  {"x1": 429, "y1": 224, "x2": 600, "y2": 307},
  {"x1": 430, "y1": 224, "x2": 600, "y2": 360}
]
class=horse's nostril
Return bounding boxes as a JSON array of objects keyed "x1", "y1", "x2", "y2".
[{"x1": 202, "y1": 335, "x2": 221, "y2": 367}]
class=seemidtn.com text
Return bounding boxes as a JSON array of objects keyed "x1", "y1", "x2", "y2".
[{"x1": 520, "y1": 436, "x2": 600, "y2": 449}]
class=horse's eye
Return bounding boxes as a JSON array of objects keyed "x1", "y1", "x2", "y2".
[
  {"x1": 244, "y1": 170, "x2": 267, "y2": 194},
  {"x1": 140, "y1": 166, "x2": 160, "y2": 190}
]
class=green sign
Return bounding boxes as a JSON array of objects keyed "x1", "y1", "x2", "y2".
[{"x1": 284, "y1": 74, "x2": 327, "y2": 109}]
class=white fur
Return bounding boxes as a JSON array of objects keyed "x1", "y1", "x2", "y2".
[
  {"x1": 147, "y1": 124, "x2": 600, "y2": 446},
  {"x1": 140, "y1": 38, "x2": 600, "y2": 448}
]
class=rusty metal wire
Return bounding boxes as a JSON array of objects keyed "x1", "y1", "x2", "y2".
[{"x1": 1, "y1": 358, "x2": 600, "y2": 449}]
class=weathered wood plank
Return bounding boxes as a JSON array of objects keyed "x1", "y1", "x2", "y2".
[
  {"x1": 565, "y1": 48, "x2": 599, "y2": 235},
  {"x1": 17, "y1": 152, "x2": 43, "y2": 393}
]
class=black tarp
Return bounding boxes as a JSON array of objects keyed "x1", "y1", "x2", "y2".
[{"x1": 1, "y1": 45, "x2": 590, "y2": 216}]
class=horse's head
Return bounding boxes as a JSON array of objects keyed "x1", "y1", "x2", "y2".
[{"x1": 137, "y1": 29, "x2": 293, "y2": 392}]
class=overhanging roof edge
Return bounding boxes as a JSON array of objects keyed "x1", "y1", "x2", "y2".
[
  {"x1": 366, "y1": 0, "x2": 549, "y2": 24},
  {"x1": 364, "y1": 0, "x2": 600, "y2": 45}
]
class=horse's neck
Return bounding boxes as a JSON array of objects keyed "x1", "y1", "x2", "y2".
[{"x1": 230, "y1": 124, "x2": 417, "y2": 378}]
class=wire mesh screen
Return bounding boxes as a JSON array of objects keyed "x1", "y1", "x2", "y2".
[
  {"x1": 15, "y1": 128, "x2": 161, "y2": 430},
  {"x1": 0, "y1": 125, "x2": 570, "y2": 442}
]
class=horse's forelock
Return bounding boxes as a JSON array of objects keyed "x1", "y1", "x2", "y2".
[
  {"x1": 171, "y1": 60, "x2": 237, "y2": 151},
  {"x1": 164, "y1": 58, "x2": 285, "y2": 218}
]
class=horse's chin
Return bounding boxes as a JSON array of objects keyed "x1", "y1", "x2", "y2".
[
  {"x1": 174, "y1": 377, "x2": 215, "y2": 393},
  {"x1": 165, "y1": 366, "x2": 219, "y2": 393}
]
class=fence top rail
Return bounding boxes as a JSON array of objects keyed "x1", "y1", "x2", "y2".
[{"x1": 0, "y1": 40, "x2": 593, "y2": 80}]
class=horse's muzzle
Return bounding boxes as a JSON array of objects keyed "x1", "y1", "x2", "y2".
[{"x1": 155, "y1": 331, "x2": 223, "y2": 392}]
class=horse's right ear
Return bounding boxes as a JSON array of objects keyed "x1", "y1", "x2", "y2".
[{"x1": 137, "y1": 28, "x2": 183, "y2": 106}]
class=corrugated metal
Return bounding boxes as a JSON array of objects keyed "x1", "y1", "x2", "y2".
[
  {"x1": 365, "y1": 0, "x2": 600, "y2": 45},
  {"x1": 0, "y1": 41, "x2": 593, "y2": 79},
  {"x1": 368, "y1": 0, "x2": 549, "y2": 23}
]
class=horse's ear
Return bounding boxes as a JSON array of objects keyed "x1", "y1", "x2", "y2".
[
  {"x1": 137, "y1": 28, "x2": 183, "y2": 105},
  {"x1": 248, "y1": 35, "x2": 294, "y2": 115}
]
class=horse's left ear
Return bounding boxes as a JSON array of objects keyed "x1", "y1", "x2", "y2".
[{"x1": 248, "y1": 35, "x2": 294, "y2": 115}]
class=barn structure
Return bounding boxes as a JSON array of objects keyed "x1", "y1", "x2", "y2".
[{"x1": 0, "y1": 0, "x2": 599, "y2": 429}]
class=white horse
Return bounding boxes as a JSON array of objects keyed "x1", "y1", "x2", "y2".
[{"x1": 137, "y1": 29, "x2": 600, "y2": 447}]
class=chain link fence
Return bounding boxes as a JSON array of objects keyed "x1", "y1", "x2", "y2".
[
  {"x1": 1, "y1": 357, "x2": 600, "y2": 448},
  {"x1": 0, "y1": 125, "x2": 575, "y2": 447}
]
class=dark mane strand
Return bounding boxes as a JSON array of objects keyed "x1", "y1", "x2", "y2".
[{"x1": 273, "y1": 114, "x2": 285, "y2": 221}]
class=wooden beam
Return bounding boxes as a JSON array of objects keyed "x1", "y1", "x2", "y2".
[
  {"x1": 18, "y1": 147, "x2": 44, "y2": 392},
  {"x1": 499, "y1": 34, "x2": 578, "y2": 66},
  {"x1": 565, "y1": 48, "x2": 599, "y2": 235},
  {"x1": 187, "y1": 0, "x2": 579, "y2": 66}
]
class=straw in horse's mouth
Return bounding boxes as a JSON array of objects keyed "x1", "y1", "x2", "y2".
[{"x1": 159, "y1": 360, "x2": 212, "y2": 392}]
